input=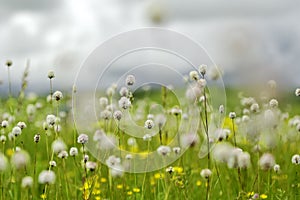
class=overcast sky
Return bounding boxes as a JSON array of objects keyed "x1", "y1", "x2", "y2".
[{"x1": 0, "y1": 0, "x2": 299, "y2": 94}]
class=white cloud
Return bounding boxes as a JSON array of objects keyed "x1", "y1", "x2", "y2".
[{"x1": 0, "y1": 0, "x2": 299, "y2": 94}]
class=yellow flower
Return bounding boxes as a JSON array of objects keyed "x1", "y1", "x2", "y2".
[
  {"x1": 100, "y1": 178, "x2": 107, "y2": 183},
  {"x1": 247, "y1": 191, "x2": 254, "y2": 197},
  {"x1": 117, "y1": 184, "x2": 123, "y2": 189},
  {"x1": 260, "y1": 194, "x2": 268, "y2": 199},
  {"x1": 80, "y1": 181, "x2": 90, "y2": 191},
  {"x1": 133, "y1": 188, "x2": 140, "y2": 193},
  {"x1": 150, "y1": 178, "x2": 155, "y2": 185},
  {"x1": 40, "y1": 194, "x2": 47, "y2": 199},
  {"x1": 173, "y1": 166, "x2": 183, "y2": 174},
  {"x1": 223, "y1": 117, "x2": 237, "y2": 134},
  {"x1": 95, "y1": 197, "x2": 101, "y2": 200},
  {"x1": 154, "y1": 173, "x2": 164, "y2": 179},
  {"x1": 127, "y1": 191, "x2": 133, "y2": 196},
  {"x1": 6, "y1": 148, "x2": 14, "y2": 157},
  {"x1": 196, "y1": 180, "x2": 202, "y2": 186},
  {"x1": 92, "y1": 189, "x2": 101, "y2": 195}
]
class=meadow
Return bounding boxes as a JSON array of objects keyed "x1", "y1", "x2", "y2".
[{"x1": 0, "y1": 62, "x2": 299, "y2": 200}]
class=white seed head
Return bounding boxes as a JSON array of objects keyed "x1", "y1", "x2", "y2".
[
  {"x1": 84, "y1": 154, "x2": 89, "y2": 163},
  {"x1": 17, "y1": 122, "x2": 26, "y2": 129},
  {"x1": 198, "y1": 64, "x2": 207, "y2": 76},
  {"x1": 180, "y1": 133, "x2": 199, "y2": 148},
  {"x1": 99, "y1": 97, "x2": 109, "y2": 107},
  {"x1": 259, "y1": 153, "x2": 275, "y2": 170},
  {"x1": 237, "y1": 152, "x2": 251, "y2": 169},
  {"x1": 52, "y1": 91, "x2": 63, "y2": 101},
  {"x1": 197, "y1": 78, "x2": 207, "y2": 88},
  {"x1": 269, "y1": 99, "x2": 278, "y2": 108},
  {"x1": 69, "y1": 147, "x2": 78, "y2": 156},
  {"x1": 0, "y1": 135, "x2": 6, "y2": 143},
  {"x1": 155, "y1": 114, "x2": 166, "y2": 129},
  {"x1": 125, "y1": 74, "x2": 135, "y2": 86},
  {"x1": 26, "y1": 104, "x2": 36, "y2": 116},
  {"x1": 8, "y1": 132, "x2": 15, "y2": 141},
  {"x1": 58, "y1": 150, "x2": 68, "y2": 159},
  {"x1": 106, "y1": 87, "x2": 115, "y2": 97},
  {"x1": 295, "y1": 88, "x2": 300, "y2": 97},
  {"x1": 1, "y1": 120, "x2": 9, "y2": 128},
  {"x1": 143, "y1": 134, "x2": 152, "y2": 141},
  {"x1": 86, "y1": 161, "x2": 97, "y2": 171},
  {"x1": 110, "y1": 164, "x2": 124, "y2": 178},
  {"x1": 46, "y1": 114, "x2": 56, "y2": 126},
  {"x1": 171, "y1": 106, "x2": 182, "y2": 116},
  {"x1": 100, "y1": 110, "x2": 112, "y2": 120},
  {"x1": 242, "y1": 115, "x2": 250, "y2": 123},
  {"x1": 6, "y1": 60, "x2": 13, "y2": 67},
  {"x1": 125, "y1": 154, "x2": 133, "y2": 160},
  {"x1": 189, "y1": 70, "x2": 199, "y2": 81},
  {"x1": 12, "y1": 126, "x2": 22, "y2": 137},
  {"x1": 47, "y1": 70, "x2": 55, "y2": 79},
  {"x1": 147, "y1": 114, "x2": 154, "y2": 120},
  {"x1": 93, "y1": 129, "x2": 105, "y2": 142},
  {"x1": 77, "y1": 134, "x2": 89, "y2": 144},
  {"x1": 219, "y1": 105, "x2": 224, "y2": 114},
  {"x1": 34, "y1": 134, "x2": 40, "y2": 143},
  {"x1": 118, "y1": 97, "x2": 131, "y2": 109},
  {"x1": 144, "y1": 119, "x2": 154, "y2": 129},
  {"x1": 200, "y1": 168, "x2": 212, "y2": 179},
  {"x1": 292, "y1": 154, "x2": 300, "y2": 165},
  {"x1": 21, "y1": 176, "x2": 33, "y2": 188},
  {"x1": 49, "y1": 160, "x2": 56, "y2": 167},
  {"x1": 38, "y1": 170, "x2": 56, "y2": 184},
  {"x1": 51, "y1": 139, "x2": 67, "y2": 154},
  {"x1": 229, "y1": 112, "x2": 236, "y2": 119},
  {"x1": 157, "y1": 145, "x2": 171, "y2": 156},
  {"x1": 250, "y1": 103, "x2": 260, "y2": 113},
  {"x1": 127, "y1": 137, "x2": 137, "y2": 146},
  {"x1": 166, "y1": 166, "x2": 174, "y2": 174},
  {"x1": 106, "y1": 155, "x2": 121, "y2": 168},
  {"x1": 119, "y1": 87, "x2": 129, "y2": 97},
  {"x1": 273, "y1": 164, "x2": 280, "y2": 173},
  {"x1": 173, "y1": 147, "x2": 181, "y2": 155},
  {"x1": 11, "y1": 150, "x2": 30, "y2": 170}
]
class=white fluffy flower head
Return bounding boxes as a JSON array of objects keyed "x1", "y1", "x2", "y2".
[
  {"x1": 38, "y1": 170, "x2": 56, "y2": 184},
  {"x1": 126, "y1": 74, "x2": 135, "y2": 86},
  {"x1": 77, "y1": 134, "x2": 89, "y2": 144}
]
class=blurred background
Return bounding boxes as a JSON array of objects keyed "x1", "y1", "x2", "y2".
[{"x1": 0, "y1": 0, "x2": 299, "y2": 94}]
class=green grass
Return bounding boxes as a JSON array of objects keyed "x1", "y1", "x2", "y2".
[{"x1": 0, "y1": 74, "x2": 299, "y2": 200}]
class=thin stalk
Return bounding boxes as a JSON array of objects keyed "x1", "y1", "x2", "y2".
[
  {"x1": 232, "y1": 119, "x2": 237, "y2": 147},
  {"x1": 206, "y1": 177, "x2": 210, "y2": 200},
  {"x1": 33, "y1": 143, "x2": 37, "y2": 197},
  {"x1": 7, "y1": 66, "x2": 12, "y2": 97},
  {"x1": 203, "y1": 87, "x2": 210, "y2": 169},
  {"x1": 141, "y1": 140, "x2": 150, "y2": 200}
]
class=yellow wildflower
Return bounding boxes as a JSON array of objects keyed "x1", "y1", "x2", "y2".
[
  {"x1": 154, "y1": 173, "x2": 164, "y2": 179},
  {"x1": 260, "y1": 194, "x2": 268, "y2": 199},
  {"x1": 173, "y1": 166, "x2": 183, "y2": 174},
  {"x1": 117, "y1": 184, "x2": 123, "y2": 189},
  {"x1": 40, "y1": 194, "x2": 47, "y2": 199},
  {"x1": 196, "y1": 180, "x2": 202, "y2": 186},
  {"x1": 100, "y1": 178, "x2": 107, "y2": 183}
]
